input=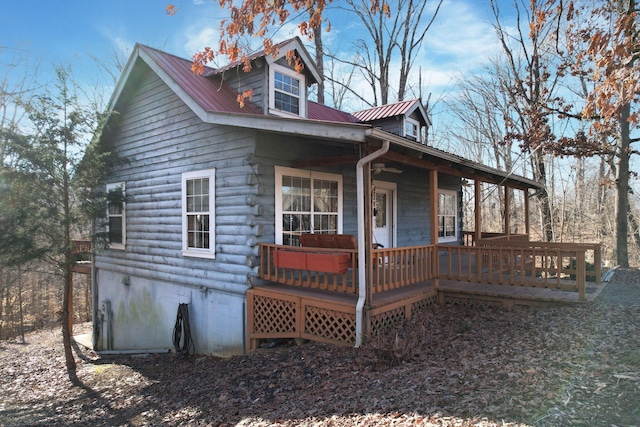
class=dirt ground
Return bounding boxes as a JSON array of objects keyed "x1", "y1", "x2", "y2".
[{"x1": 1, "y1": 269, "x2": 639, "y2": 427}]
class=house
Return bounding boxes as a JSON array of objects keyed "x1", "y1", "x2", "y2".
[{"x1": 91, "y1": 37, "x2": 601, "y2": 356}]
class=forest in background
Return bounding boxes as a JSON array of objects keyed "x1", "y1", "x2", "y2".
[{"x1": 1, "y1": 0, "x2": 639, "y2": 345}]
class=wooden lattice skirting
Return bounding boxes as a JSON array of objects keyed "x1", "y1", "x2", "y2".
[{"x1": 246, "y1": 286, "x2": 438, "y2": 351}]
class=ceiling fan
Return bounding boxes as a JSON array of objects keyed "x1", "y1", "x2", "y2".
[{"x1": 372, "y1": 162, "x2": 402, "y2": 174}]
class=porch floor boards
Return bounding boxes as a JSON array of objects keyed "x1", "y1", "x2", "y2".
[
  {"x1": 437, "y1": 279, "x2": 607, "y2": 306},
  {"x1": 253, "y1": 276, "x2": 605, "y2": 311}
]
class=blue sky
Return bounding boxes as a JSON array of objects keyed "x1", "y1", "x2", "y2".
[
  {"x1": 1, "y1": 0, "x2": 510, "y2": 103},
  {"x1": 1, "y1": 0, "x2": 525, "y2": 156}
]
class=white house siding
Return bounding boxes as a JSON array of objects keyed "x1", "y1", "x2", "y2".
[{"x1": 95, "y1": 61, "x2": 259, "y2": 356}]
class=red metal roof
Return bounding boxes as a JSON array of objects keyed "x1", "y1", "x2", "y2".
[
  {"x1": 352, "y1": 99, "x2": 422, "y2": 122},
  {"x1": 140, "y1": 45, "x2": 262, "y2": 116},
  {"x1": 307, "y1": 101, "x2": 359, "y2": 123}
]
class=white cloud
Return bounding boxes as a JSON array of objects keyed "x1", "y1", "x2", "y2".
[{"x1": 183, "y1": 26, "x2": 219, "y2": 58}]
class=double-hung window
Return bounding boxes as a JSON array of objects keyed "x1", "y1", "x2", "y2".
[
  {"x1": 438, "y1": 190, "x2": 458, "y2": 242},
  {"x1": 269, "y1": 63, "x2": 306, "y2": 117},
  {"x1": 106, "y1": 182, "x2": 126, "y2": 249},
  {"x1": 275, "y1": 167, "x2": 342, "y2": 246},
  {"x1": 182, "y1": 169, "x2": 215, "y2": 258}
]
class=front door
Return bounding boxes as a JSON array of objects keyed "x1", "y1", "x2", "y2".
[{"x1": 372, "y1": 182, "x2": 395, "y2": 248}]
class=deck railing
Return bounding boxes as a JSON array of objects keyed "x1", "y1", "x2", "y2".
[
  {"x1": 439, "y1": 241, "x2": 601, "y2": 301},
  {"x1": 463, "y1": 231, "x2": 529, "y2": 246},
  {"x1": 72, "y1": 240, "x2": 91, "y2": 258},
  {"x1": 258, "y1": 244, "x2": 436, "y2": 296},
  {"x1": 370, "y1": 245, "x2": 436, "y2": 294},
  {"x1": 258, "y1": 240, "x2": 600, "y2": 302}
]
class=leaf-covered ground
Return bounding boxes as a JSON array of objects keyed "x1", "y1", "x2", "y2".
[{"x1": 1, "y1": 269, "x2": 639, "y2": 426}]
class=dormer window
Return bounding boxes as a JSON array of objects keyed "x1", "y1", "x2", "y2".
[
  {"x1": 405, "y1": 117, "x2": 420, "y2": 142},
  {"x1": 269, "y1": 63, "x2": 306, "y2": 118}
]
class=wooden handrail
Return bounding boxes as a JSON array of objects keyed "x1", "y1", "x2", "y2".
[
  {"x1": 439, "y1": 241, "x2": 602, "y2": 300},
  {"x1": 370, "y1": 245, "x2": 435, "y2": 293},
  {"x1": 258, "y1": 240, "x2": 600, "y2": 302}
]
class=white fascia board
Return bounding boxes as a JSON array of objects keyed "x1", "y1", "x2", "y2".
[
  {"x1": 265, "y1": 38, "x2": 322, "y2": 85},
  {"x1": 106, "y1": 43, "x2": 145, "y2": 112},
  {"x1": 137, "y1": 48, "x2": 212, "y2": 124},
  {"x1": 203, "y1": 111, "x2": 370, "y2": 142}
]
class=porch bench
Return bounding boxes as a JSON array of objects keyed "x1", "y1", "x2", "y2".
[
  {"x1": 300, "y1": 233, "x2": 357, "y2": 250},
  {"x1": 272, "y1": 234, "x2": 356, "y2": 274}
]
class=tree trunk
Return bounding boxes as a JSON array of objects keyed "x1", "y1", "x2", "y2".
[
  {"x1": 313, "y1": 22, "x2": 325, "y2": 105},
  {"x1": 62, "y1": 130, "x2": 78, "y2": 384},
  {"x1": 532, "y1": 152, "x2": 554, "y2": 242},
  {"x1": 61, "y1": 263, "x2": 78, "y2": 384},
  {"x1": 615, "y1": 103, "x2": 631, "y2": 267},
  {"x1": 18, "y1": 267, "x2": 24, "y2": 343},
  {"x1": 627, "y1": 205, "x2": 640, "y2": 258}
]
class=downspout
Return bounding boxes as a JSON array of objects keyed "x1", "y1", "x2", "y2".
[{"x1": 355, "y1": 139, "x2": 390, "y2": 347}]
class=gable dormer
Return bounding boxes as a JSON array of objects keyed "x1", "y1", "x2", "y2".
[
  {"x1": 208, "y1": 37, "x2": 321, "y2": 119},
  {"x1": 353, "y1": 99, "x2": 430, "y2": 144}
]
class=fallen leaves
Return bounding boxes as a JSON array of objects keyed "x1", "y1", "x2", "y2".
[{"x1": 1, "y1": 269, "x2": 639, "y2": 426}]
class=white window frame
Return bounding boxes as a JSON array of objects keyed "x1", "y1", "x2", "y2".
[
  {"x1": 182, "y1": 169, "x2": 216, "y2": 259},
  {"x1": 404, "y1": 117, "x2": 421, "y2": 142},
  {"x1": 437, "y1": 189, "x2": 458, "y2": 243},
  {"x1": 269, "y1": 63, "x2": 306, "y2": 118},
  {"x1": 275, "y1": 166, "x2": 342, "y2": 245},
  {"x1": 106, "y1": 182, "x2": 126, "y2": 250}
]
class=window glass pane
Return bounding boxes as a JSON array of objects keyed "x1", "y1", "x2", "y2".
[
  {"x1": 438, "y1": 192, "x2": 457, "y2": 240},
  {"x1": 108, "y1": 203, "x2": 121, "y2": 215},
  {"x1": 445, "y1": 217, "x2": 456, "y2": 237},
  {"x1": 279, "y1": 172, "x2": 340, "y2": 246},
  {"x1": 187, "y1": 213, "x2": 210, "y2": 249},
  {"x1": 109, "y1": 217, "x2": 123, "y2": 244},
  {"x1": 375, "y1": 192, "x2": 387, "y2": 227},
  {"x1": 274, "y1": 72, "x2": 300, "y2": 114},
  {"x1": 313, "y1": 214, "x2": 337, "y2": 234}
]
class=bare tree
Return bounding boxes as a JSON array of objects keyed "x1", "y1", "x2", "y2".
[
  {"x1": 342, "y1": 0, "x2": 443, "y2": 106},
  {"x1": 490, "y1": 0, "x2": 564, "y2": 242}
]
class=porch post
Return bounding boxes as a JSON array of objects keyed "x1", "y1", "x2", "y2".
[
  {"x1": 524, "y1": 188, "x2": 531, "y2": 238},
  {"x1": 504, "y1": 185, "x2": 511, "y2": 237},
  {"x1": 364, "y1": 163, "x2": 373, "y2": 334},
  {"x1": 430, "y1": 169, "x2": 439, "y2": 287},
  {"x1": 474, "y1": 180, "x2": 482, "y2": 244}
]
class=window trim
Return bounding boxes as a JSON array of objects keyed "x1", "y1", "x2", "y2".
[
  {"x1": 437, "y1": 189, "x2": 458, "y2": 243},
  {"x1": 269, "y1": 63, "x2": 306, "y2": 118},
  {"x1": 182, "y1": 169, "x2": 216, "y2": 259},
  {"x1": 274, "y1": 166, "x2": 343, "y2": 245},
  {"x1": 106, "y1": 182, "x2": 126, "y2": 250},
  {"x1": 404, "y1": 117, "x2": 421, "y2": 142}
]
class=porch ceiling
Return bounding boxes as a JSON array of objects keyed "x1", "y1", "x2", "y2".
[{"x1": 292, "y1": 149, "x2": 541, "y2": 191}]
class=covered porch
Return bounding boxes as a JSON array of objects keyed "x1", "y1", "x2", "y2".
[{"x1": 247, "y1": 134, "x2": 603, "y2": 351}]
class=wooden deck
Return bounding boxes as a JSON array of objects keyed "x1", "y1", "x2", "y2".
[{"x1": 248, "y1": 240, "x2": 604, "y2": 351}]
